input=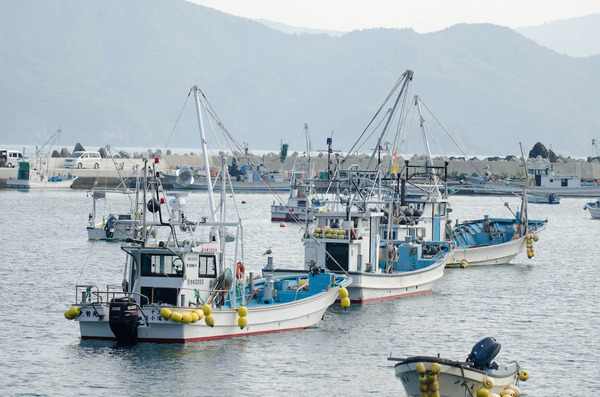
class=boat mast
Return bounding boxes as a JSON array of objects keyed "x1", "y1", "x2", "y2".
[
  {"x1": 414, "y1": 95, "x2": 440, "y2": 196},
  {"x1": 365, "y1": 70, "x2": 413, "y2": 170},
  {"x1": 193, "y1": 87, "x2": 219, "y2": 227}
]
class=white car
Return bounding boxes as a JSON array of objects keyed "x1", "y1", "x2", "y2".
[
  {"x1": 64, "y1": 151, "x2": 102, "y2": 169},
  {"x1": 0, "y1": 149, "x2": 24, "y2": 168}
]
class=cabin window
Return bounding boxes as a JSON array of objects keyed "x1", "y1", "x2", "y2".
[
  {"x1": 325, "y1": 243, "x2": 348, "y2": 272},
  {"x1": 140, "y1": 254, "x2": 184, "y2": 277},
  {"x1": 198, "y1": 255, "x2": 217, "y2": 278},
  {"x1": 561, "y1": 179, "x2": 568, "y2": 187},
  {"x1": 140, "y1": 286, "x2": 178, "y2": 305}
]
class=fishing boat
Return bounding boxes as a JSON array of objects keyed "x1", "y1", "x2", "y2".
[
  {"x1": 584, "y1": 199, "x2": 600, "y2": 218},
  {"x1": 527, "y1": 192, "x2": 560, "y2": 204},
  {"x1": 389, "y1": 337, "x2": 529, "y2": 397},
  {"x1": 6, "y1": 161, "x2": 76, "y2": 189},
  {"x1": 265, "y1": 203, "x2": 453, "y2": 303},
  {"x1": 447, "y1": 192, "x2": 547, "y2": 267},
  {"x1": 6, "y1": 128, "x2": 77, "y2": 189},
  {"x1": 86, "y1": 187, "x2": 156, "y2": 241},
  {"x1": 465, "y1": 164, "x2": 600, "y2": 197},
  {"x1": 65, "y1": 86, "x2": 349, "y2": 342}
]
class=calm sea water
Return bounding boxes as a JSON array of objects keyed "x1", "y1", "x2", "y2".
[{"x1": 0, "y1": 190, "x2": 598, "y2": 396}]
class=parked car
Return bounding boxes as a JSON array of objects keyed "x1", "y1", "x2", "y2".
[
  {"x1": 64, "y1": 151, "x2": 102, "y2": 169},
  {"x1": 0, "y1": 149, "x2": 25, "y2": 168}
]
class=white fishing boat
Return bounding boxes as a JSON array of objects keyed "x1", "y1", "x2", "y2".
[
  {"x1": 584, "y1": 199, "x2": 600, "y2": 219},
  {"x1": 86, "y1": 188, "x2": 155, "y2": 241},
  {"x1": 466, "y1": 165, "x2": 600, "y2": 197},
  {"x1": 65, "y1": 86, "x2": 349, "y2": 342},
  {"x1": 390, "y1": 337, "x2": 529, "y2": 397},
  {"x1": 6, "y1": 161, "x2": 75, "y2": 189},
  {"x1": 447, "y1": 191, "x2": 547, "y2": 268},
  {"x1": 6, "y1": 128, "x2": 77, "y2": 189},
  {"x1": 266, "y1": 204, "x2": 453, "y2": 303}
]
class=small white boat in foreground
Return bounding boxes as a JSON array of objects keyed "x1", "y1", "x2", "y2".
[{"x1": 390, "y1": 337, "x2": 529, "y2": 397}]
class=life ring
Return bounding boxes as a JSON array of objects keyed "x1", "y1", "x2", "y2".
[{"x1": 236, "y1": 261, "x2": 245, "y2": 279}]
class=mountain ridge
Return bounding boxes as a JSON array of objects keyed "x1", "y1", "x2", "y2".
[{"x1": 1, "y1": 0, "x2": 599, "y2": 156}]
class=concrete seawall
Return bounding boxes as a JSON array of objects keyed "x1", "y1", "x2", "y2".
[{"x1": 2, "y1": 154, "x2": 600, "y2": 189}]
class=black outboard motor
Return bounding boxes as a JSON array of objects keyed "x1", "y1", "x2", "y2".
[
  {"x1": 467, "y1": 337, "x2": 501, "y2": 370},
  {"x1": 109, "y1": 298, "x2": 140, "y2": 342}
]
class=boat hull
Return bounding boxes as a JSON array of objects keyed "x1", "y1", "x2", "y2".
[
  {"x1": 270, "y1": 205, "x2": 315, "y2": 222},
  {"x1": 447, "y1": 236, "x2": 527, "y2": 267},
  {"x1": 6, "y1": 178, "x2": 75, "y2": 189},
  {"x1": 264, "y1": 256, "x2": 448, "y2": 303},
  {"x1": 585, "y1": 205, "x2": 600, "y2": 219},
  {"x1": 345, "y1": 259, "x2": 447, "y2": 303},
  {"x1": 394, "y1": 357, "x2": 520, "y2": 397},
  {"x1": 74, "y1": 282, "x2": 345, "y2": 343},
  {"x1": 86, "y1": 225, "x2": 136, "y2": 241}
]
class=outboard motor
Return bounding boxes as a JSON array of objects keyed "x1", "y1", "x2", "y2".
[
  {"x1": 467, "y1": 337, "x2": 501, "y2": 370},
  {"x1": 109, "y1": 297, "x2": 140, "y2": 342}
]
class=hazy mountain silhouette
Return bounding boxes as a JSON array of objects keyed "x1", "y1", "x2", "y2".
[
  {"x1": 517, "y1": 14, "x2": 600, "y2": 58},
  {"x1": 1, "y1": 0, "x2": 599, "y2": 156}
]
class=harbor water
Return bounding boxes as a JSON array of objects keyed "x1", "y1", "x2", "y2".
[{"x1": 0, "y1": 190, "x2": 598, "y2": 395}]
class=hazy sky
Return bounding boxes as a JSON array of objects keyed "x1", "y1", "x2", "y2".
[{"x1": 188, "y1": 0, "x2": 600, "y2": 33}]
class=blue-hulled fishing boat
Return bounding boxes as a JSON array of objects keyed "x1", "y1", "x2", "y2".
[{"x1": 447, "y1": 193, "x2": 547, "y2": 267}]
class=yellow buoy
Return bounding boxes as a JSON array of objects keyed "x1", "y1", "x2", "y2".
[
  {"x1": 429, "y1": 392, "x2": 440, "y2": 397},
  {"x1": 518, "y1": 370, "x2": 529, "y2": 381},
  {"x1": 483, "y1": 376, "x2": 495, "y2": 388},
  {"x1": 299, "y1": 279, "x2": 307, "y2": 285},
  {"x1": 416, "y1": 362, "x2": 427, "y2": 374},
  {"x1": 533, "y1": 234, "x2": 539, "y2": 242},
  {"x1": 64, "y1": 308, "x2": 75, "y2": 320},
  {"x1": 160, "y1": 308, "x2": 172, "y2": 319},
  {"x1": 170, "y1": 312, "x2": 183, "y2": 322},
  {"x1": 418, "y1": 374, "x2": 428, "y2": 384},
  {"x1": 499, "y1": 389, "x2": 515, "y2": 397},
  {"x1": 205, "y1": 314, "x2": 216, "y2": 327},
  {"x1": 427, "y1": 374, "x2": 437, "y2": 383},
  {"x1": 340, "y1": 297, "x2": 351, "y2": 308},
  {"x1": 460, "y1": 259, "x2": 468, "y2": 268},
  {"x1": 190, "y1": 312, "x2": 200, "y2": 323},
  {"x1": 65, "y1": 306, "x2": 80, "y2": 319},
  {"x1": 71, "y1": 306, "x2": 81, "y2": 318},
  {"x1": 504, "y1": 385, "x2": 520, "y2": 396},
  {"x1": 430, "y1": 362, "x2": 441, "y2": 374},
  {"x1": 418, "y1": 383, "x2": 428, "y2": 392},
  {"x1": 202, "y1": 304, "x2": 212, "y2": 316},
  {"x1": 237, "y1": 306, "x2": 248, "y2": 317},
  {"x1": 181, "y1": 313, "x2": 192, "y2": 323},
  {"x1": 338, "y1": 287, "x2": 349, "y2": 299},
  {"x1": 476, "y1": 387, "x2": 490, "y2": 397},
  {"x1": 194, "y1": 309, "x2": 204, "y2": 320},
  {"x1": 238, "y1": 316, "x2": 248, "y2": 329},
  {"x1": 429, "y1": 381, "x2": 439, "y2": 391}
]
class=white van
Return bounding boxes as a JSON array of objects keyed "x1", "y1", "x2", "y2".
[
  {"x1": 0, "y1": 149, "x2": 25, "y2": 168},
  {"x1": 64, "y1": 151, "x2": 102, "y2": 169}
]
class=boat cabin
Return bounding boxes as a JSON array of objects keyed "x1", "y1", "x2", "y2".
[
  {"x1": 123, "y1": 242, "x2": 221, "y2": 307},
  {"x1": 527, "y1": 166, "x2": 580, "y2": 188},
  {"x1": 304, "y1": 209, "x2": 382, "y2": 273}
]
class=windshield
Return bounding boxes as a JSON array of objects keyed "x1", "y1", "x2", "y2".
[{"x1": 68, "y1": 152, "x2": 84, "y2": 159}]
